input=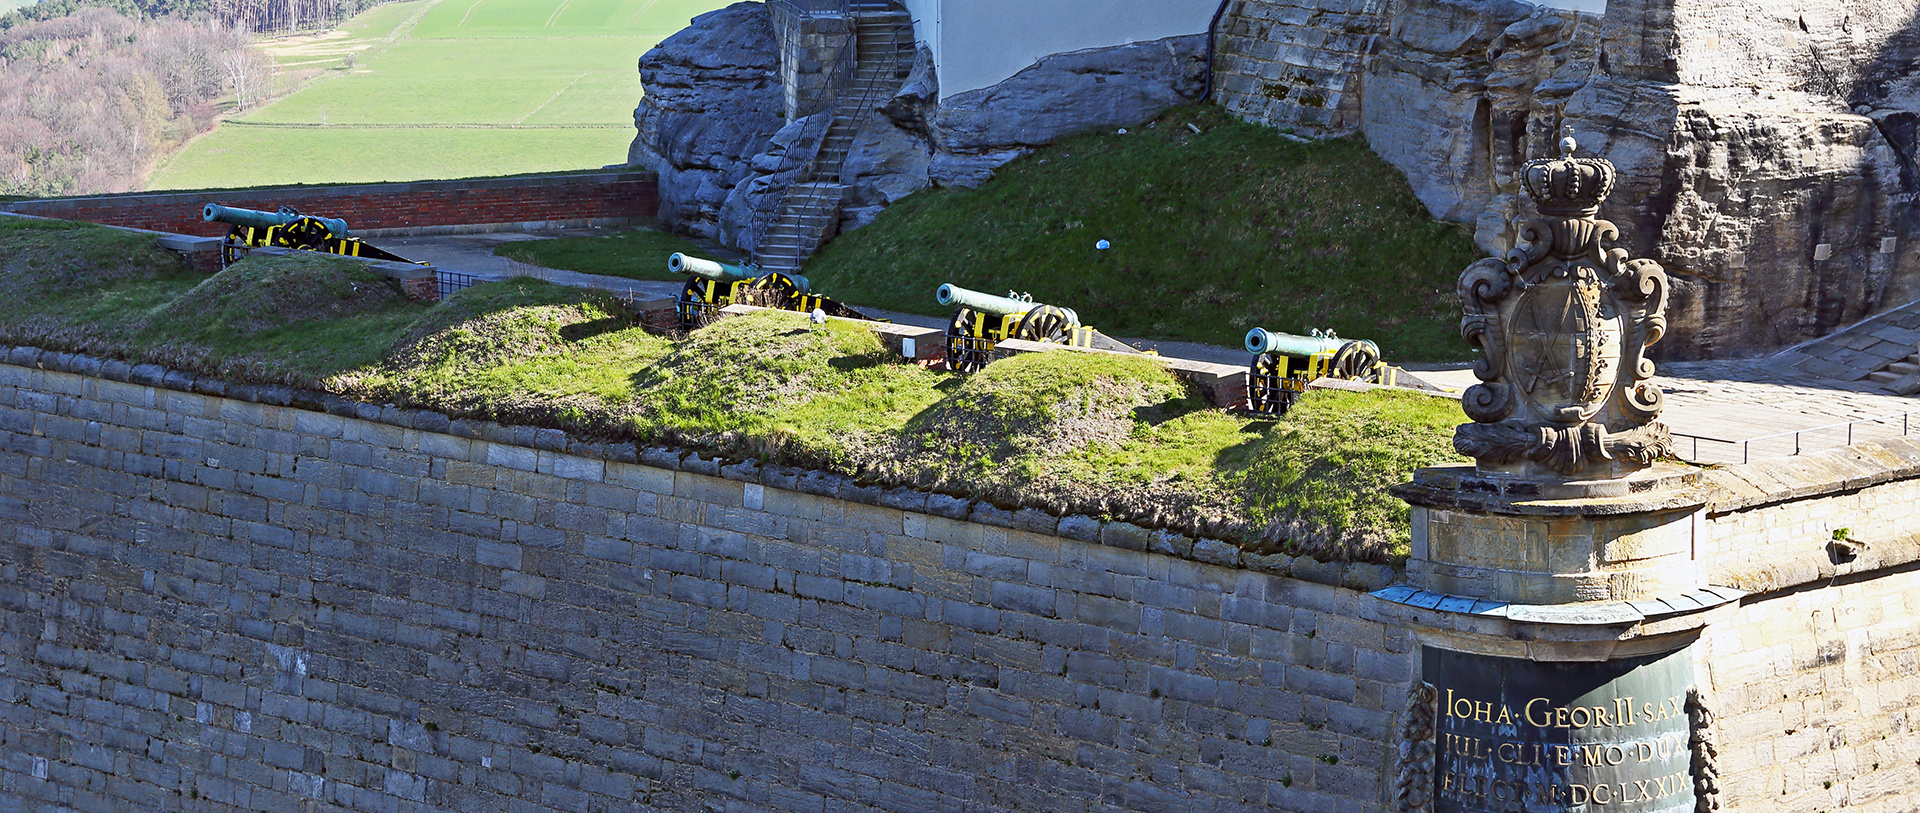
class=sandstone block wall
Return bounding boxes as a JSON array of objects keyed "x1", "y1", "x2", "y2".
[
  {"x1": 1211, "y1": 0, "x2": 1393, "y2": 136},
  {"x1": 0, "y1": 358, "x2": 1408, "y2": 812},
  {"x1": 0, "y1": 172, "x2": 658, "y2": 239},
  {"x1": 4, "y1": 351, "x2": 1920, "y2": 812}
]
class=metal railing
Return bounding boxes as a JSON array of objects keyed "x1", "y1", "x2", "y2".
[
  {"x1": 746, "y1": 17, "x2": 912, "y2": 269},
  {"x1": 1671, "y1": 410, "x2": 1920, "y2": 465},
  {"x1": 742, "y1": 29, "x2": 857, "y2": 257},
  {"x1": 435, "y1": 270, "x2": 480, "y2": 300}
]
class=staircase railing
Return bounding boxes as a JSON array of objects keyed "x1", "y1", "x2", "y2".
[
  {"x1": 748, "y1": 17, "x2": 912, "y2": 270},
  {"x1": 742, "y1": 26, "x2": 858, "y2": 259}
]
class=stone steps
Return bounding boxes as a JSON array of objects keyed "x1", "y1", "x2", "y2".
[
  {"x1": 1774, "y1": 298, "x2": 1920, "y2": 393},
  {"x1": 751, "y1": 8, "x2": 913, "y2": 273}
]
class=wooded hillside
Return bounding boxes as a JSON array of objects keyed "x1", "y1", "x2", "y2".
[{"x1": 0, "y1": 8, "x2": 256, "y2": 195}]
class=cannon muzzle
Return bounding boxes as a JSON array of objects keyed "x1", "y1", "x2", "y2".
[
  {"x1": 1245, "y1": 327, "x2": 1376, "y2": 359},
  {"x1": 938, "y1": 284, "x2": 1078, "y2": 324},
  {"x1": 203, "y1": 204, "x2": 348, "y2": 239},
  {"x1": 669, "y1": 252, "x2": 768, "y2": 285}
]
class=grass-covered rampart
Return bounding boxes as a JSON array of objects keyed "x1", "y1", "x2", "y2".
[{"x1": 0, "y1": 217, "x2": 1467, "y2": 564}]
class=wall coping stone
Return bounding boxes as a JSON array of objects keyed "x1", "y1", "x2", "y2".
[
  {"x1": 1701, "y1": 437, "x2": 1920, "y2": 514},
  {"x1": 0, "y1": 343, "x2": 1398, "y2": 592}
]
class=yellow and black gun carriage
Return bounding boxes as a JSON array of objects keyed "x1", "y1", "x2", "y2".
[
  {"x1": 203, "y1": 204, "x2": 424, "y2": 269},
  {"x1": 1243, "y1": 327, "x2": 1396, "y2": 415},
  {"x1": 937, "y1": 283, "x2": 1144, "y2": 373},
  {"x1": 669, "y1": 253, "x2": 873, "y2": 331}
]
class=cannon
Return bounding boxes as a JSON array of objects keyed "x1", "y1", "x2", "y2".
[
  {"x1": 670, "y1": 253, "x2": 874, "y2": 330},
  {"x1": 1243, "y1": 327, "x2": 1398, "y2": 415},
  {"x1": 203, "y1": 204, "x2": 421, "y2": 268},
  {"x1": 938, "y1": 283, "x2": 1140, "y2": 373}
]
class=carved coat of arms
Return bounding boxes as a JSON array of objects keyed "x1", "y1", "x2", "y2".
[{"x1": 1455, "y1": 131, "x2": 1672, "y2": 478}]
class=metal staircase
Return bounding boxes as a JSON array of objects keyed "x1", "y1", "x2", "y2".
[{"x1": 749, "y1": 5, "x2": 913, "y2": 275}]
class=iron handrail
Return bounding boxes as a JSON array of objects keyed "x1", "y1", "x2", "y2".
[
  {"x1": 1670, "y1": 409, "x2": 1918, "y2": 465},
  {"x1": 742, "y1": 18, "x2": 858, "y2": 255},
  {"x1": 746, "y1": 17, "x2": 911, "y2": 268}
]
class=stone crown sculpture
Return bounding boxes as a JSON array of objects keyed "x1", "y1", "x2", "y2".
[{"x1": 1455, "y1": 129, "x2": 1672, "y2": 479}]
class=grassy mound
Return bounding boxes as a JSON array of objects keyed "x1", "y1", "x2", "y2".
[
  {"x1": 0, "y1": 217, "x2": 189, "y2": 296},
  {"x1": 492, "y1": 228, "x2": 714, "y2": 282},
  {"x1": 387, "y1": 278, "x2": 635, "y2": 372},
  {"x1": 807, "y1": 104, "x2": 1477, "y2": 361},
  {"x1": 148, "y1": 253, "x2": 401, "y2": 339},
  {"x1": 891, "y1": 352, "x2": 1189, "y2": 494}
]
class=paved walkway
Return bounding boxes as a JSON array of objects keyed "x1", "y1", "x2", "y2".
[{"x1": 390, "y1": 230, "x2": 1920, "y2": 466}]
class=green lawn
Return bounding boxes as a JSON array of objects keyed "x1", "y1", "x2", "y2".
[
  {"x1": 806, "y1": 105, "x2": 1478, "y2": 361},
  {"x1": 147, "y1": 0, "x2": 732, "y2": 190},
  {"x1": 494, "y1": 227, "x2": 715, "y2": 281}
]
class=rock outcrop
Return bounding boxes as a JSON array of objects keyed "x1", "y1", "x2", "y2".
[
  {"x1": 627, "y1": 2, "x2": 784, "y2": 243},
  {"x1": 631, "y1": 7, "x2": 1206, "y2": 249},
  {"x1": 915, "y1": 35, "x2": 1208, "y2": 188},
  {"x1": 1219, "y1": 0, "x2": 1920, "y2": 360}
]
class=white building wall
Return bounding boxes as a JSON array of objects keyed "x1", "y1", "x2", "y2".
[{"x1": 899, "y1": 0, "x2": 1218, "y2": 99}]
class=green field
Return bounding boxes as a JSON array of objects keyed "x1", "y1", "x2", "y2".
[{"x1": 148, "y1": 0, "x2": 731, "y2": 189}]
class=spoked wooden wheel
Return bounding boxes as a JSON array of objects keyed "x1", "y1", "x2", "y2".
[
  {"x1": 1014, "y1": 305, "x2": 1075, "y2": 343},
  {"x1": 676, "y1": 278, "x2": 723, "y2": 332},
  {"x1": 946, "y1": 308, "x2": 991, "y2": 373},
  {"x1": 1248, "y1": 351, "x2": 1294, "y2": 415},
  {"x1": 1331, "y1": 340, "x2": 1381, "y2": 383}
]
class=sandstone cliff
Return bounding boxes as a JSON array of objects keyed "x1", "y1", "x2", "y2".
[{"x1": 1218, "y1": 0, "x2": 1920, "y2": 359}]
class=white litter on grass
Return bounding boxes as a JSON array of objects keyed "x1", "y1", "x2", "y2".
[
  {"x1": 1187, "y1": 123, "x2": 1203, "y2": 134},
  {"x1": 1095, "y1": 239, "x2": 1111, "y2": 250},
  {"x1": 1117, "y1": 128, "x2": 1128, "y2": 134}
]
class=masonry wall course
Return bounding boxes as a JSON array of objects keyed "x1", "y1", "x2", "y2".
[{"x1": 2, "y1": 351, "x2": 1920, "y2": 811}]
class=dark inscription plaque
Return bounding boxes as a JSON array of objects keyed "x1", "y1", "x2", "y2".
[{"x1": 1424, "y1": 646, "x2": 1695, "y2": 813}]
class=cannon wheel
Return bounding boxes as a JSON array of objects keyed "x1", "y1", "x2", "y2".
[
  {"x1": 1247, "y1": 351, "x2": 1295, "y2": 416},
  {"x1": 219, "y1": 228, "x2": 249, "y2": 269},
  {"x1": 1013, "y1": 305, "x2": 1075, "y2": 343},
  {"x1": 945, "y1": 308, "x2": 993, "y2": 373},
  {"x1": 742, "y1": 273, "x2": 806, "y2": 311},
  {"x1": 281, "y1": 217, "x2": 334, "y2": 252},
  {"x1": 1330, "y1": 341, "x2": 1382, "y2": 383},
  {"x1": 676, "y1": 278, "x2": 724, "y2": 332}
]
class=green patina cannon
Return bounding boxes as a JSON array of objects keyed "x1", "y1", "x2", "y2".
[
  {"x1": 938, "y1": 283, "x2": 1140, "y2": 373},
  {"x1": 203, "y1": 204, "x2": 420, "y2": 268},
  {"x1": 669, "y1": 252, "x2": 873, "y2": 330},
  {"x1": 1243, "y1": 326, "x2": 1394, "y2": 415}
]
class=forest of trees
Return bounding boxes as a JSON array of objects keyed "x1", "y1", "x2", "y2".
[
  {"x1": 0, "y1": 8, "x2": 260, "y2": 195},
  {"x1": 3, "y1": 0, "x2": 391, "y2": 38}
]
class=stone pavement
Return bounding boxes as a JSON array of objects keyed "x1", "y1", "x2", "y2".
[{"x1": 392, "y1": 230, "x2": 1920, "y2": 466}]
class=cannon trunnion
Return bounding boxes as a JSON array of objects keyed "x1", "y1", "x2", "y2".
[
  {"x1": 1243, "y1": 327, "x2": 1394, "y2": 415},
  {"x1": 670, "y1": 253, "x2": 874, "y2": 331},
  {"x1": 203, "y1": 204, "x2": 422, "y2": 268}
]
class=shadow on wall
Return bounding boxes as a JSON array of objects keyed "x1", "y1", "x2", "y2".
[{"x1": 1854, "y1": 9, "x2": 1920, "y2": 310}]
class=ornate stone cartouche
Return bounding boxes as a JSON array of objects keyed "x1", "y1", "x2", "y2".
[{"x1": 1455, "y1": 130, "x2": 1672, "y2": 478}]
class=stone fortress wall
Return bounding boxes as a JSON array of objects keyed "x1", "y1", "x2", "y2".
[{"x1": 3, "y1": 351, "x2": 1920, "y2": 811}]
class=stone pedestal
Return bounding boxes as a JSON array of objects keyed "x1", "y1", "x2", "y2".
[
  {"x1": 1379, "y1": 469, "x2": 1736, "y2": 813},
  {"x1": 1397, "y1": 464, "x2": 1705, "y2": 605}
]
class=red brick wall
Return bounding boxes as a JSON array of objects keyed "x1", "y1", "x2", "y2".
[{"x1": 3, "y1": 172, "x2": 657, "y2": 236}]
